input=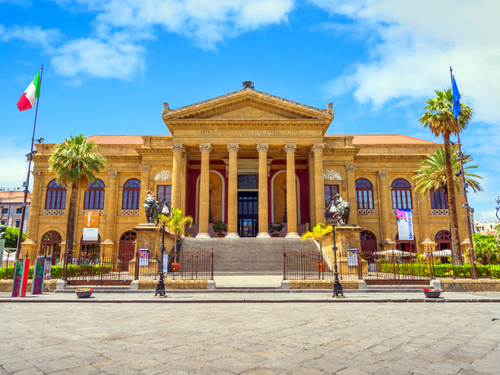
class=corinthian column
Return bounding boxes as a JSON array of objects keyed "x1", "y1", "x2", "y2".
[
  {"x1": 345, "y1": 164, "x2": 358, "y2": 225},
  {"x1": 171, "y1": 143, "x2": 184, "y2": 209},
  {"x1": 308, "y1": 153, "x2": 316, "y2": 227},
  {"x1": 256, "y1": 143, "x2": 270, "y2": 238},
  {"x1": 312, "y1": 143, "x2": 325, "y2": 227},
  {"x1": 284, "y1": 143, "x2": 299, "y2": 238},
  {"x1": 226, "y1": 143, "x2": 240, "y2": 239},
  {"x1": 197, "y1": 143, "x2": 212, "y2": 239}
]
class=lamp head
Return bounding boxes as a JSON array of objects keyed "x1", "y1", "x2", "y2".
[
  {"x1": 162, "y1": 204, "x2": 170, "y2": 216},
  {"x1": 35, "y1": 138, "x2": 44, "y2": 144}
]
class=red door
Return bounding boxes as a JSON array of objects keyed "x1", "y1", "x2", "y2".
[
  {"x1": 360, "y1": 231, "x2": 377, "y2": 264},
  {"x1": 119, "y1": 231, "x2": 136, "y2": 272}
]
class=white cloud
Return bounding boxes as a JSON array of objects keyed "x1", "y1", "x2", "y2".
[
  {"x1": 311, "y1": 0, "x2": 500, "y2": 124},
  {"x1": 0, "y1": 24, "x2": 62, "y2": 48}
]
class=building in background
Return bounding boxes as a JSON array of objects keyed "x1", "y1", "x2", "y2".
[
  {"x1": 474, "y1": 221, "x2": 499, "y2": 236},
  {"x1": 0, "y1": 188, "x2": 31, "y2": 232}
]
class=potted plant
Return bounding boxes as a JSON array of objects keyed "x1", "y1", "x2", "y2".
[
  {"x1": 212, "y1": 221, "x2": 228, "y2": 237},
  {"x1": 316, "y1": 261, "x2": 328, "y2": 272},
  {"x1": 422, "y1": 288, "x2": 441, "y2": 298},
  {"x1": 268, "y1": 222, "x2": 285, "y2": 237},
  {"x1": 75, "y1": 287, "x2": 93, "y2": 298}
]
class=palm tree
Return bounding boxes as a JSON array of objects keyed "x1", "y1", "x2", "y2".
[
  {"x1": 419, "y1": 89, "x2": 474, "y2": 264},
  {"x1": 413, "y1": 146, "x2": 483, "y2": 196},
  {"x1": 159, "y1": 208, "x2": 193, "y2": 262},
  {"x1": 49, "y1": 134, "x2": 106, "y2": 259}
]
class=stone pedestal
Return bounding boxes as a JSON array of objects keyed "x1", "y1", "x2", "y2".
[{"x1": 334, "y1": 225, "x2": 364, "y2": 258}]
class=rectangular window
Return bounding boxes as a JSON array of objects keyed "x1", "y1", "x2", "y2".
[
  {"x1": 324, "y1": 185, "x2": 339, "y2": 207},
  {"x1": 0, "y1": 220, "x2": 5, "y2": 225},
  {"x1": 1, "y1": 208, "x2": 7, "y2": 214},
  {"x1": 15, "y1": 220, "x2": 21, "y2": 228},
  {"x1": 16, "y1": 207, "x2": 22, "y2": 213},
  {"x1": 430, "y1": 188, "x2": 448, "y2": 209},
  {"x1": 157, "y1": 185, "x2": 172, "y2": 203},
  {"x1": 238, "y1": 175, "x2": 258, "y2": 189}
]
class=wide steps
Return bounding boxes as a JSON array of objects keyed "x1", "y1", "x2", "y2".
[{"x1": 182, "y1": 238, "x2": 318, "y2": 275}]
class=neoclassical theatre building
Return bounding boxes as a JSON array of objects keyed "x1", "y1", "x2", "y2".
[{"x1": 22, "y1": 83, "x2": 470, "y2": 263}]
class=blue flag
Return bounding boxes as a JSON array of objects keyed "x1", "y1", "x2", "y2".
[{"x1": 452, "y1": 75, "x2": 461, "y2": 118}]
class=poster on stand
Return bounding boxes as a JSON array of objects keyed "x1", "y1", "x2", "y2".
[
  {"x1": 31, "y1": 257, "x2": 46, "y2": 295},
  {"x1": 396, "y1": 209, "x2": 414, "y2": 241},
  {"x1": 139, "y1": 249, "x2": 149, "y2": 266},
  {"x1": 162, "y1": 253, "x2": 169, "y2": 273},
  {"x1": 347, "y1": 249, "x2": 358, "y2": 266},
  {"x1": 44, "y1": 255, "x2": 52, "y2": 280},
  {"x1": 12, "y1": 259, "x2": 30, "y2": 297}
]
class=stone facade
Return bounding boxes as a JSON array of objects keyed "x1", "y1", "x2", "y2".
[{"x1": 21, "y1": 86, "x2": 470, "y2": 262}]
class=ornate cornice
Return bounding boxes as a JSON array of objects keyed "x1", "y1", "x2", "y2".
[
  {"x1": 284, "y1": 143, "x2": 297, "y2": 154},
  {"x1": 105, "y1": 155, "x2": 142, "y2": 161},
  {"x1": 345, "y1": 164, "x2": 356, "y2": 174},
  {"x1": 378, "y1": 171, "x2": 388, "y2": 180},
  {"x1": 227, "y1": 143, "x2": 240, "y2": 154},
  {"x1": 311, "y1": 143, "x2": 325, "y2": 155},
  {"x1": 172, "y1": 143, "x2": 184, "y2": 154},
  {"x1": 356, "y1": 154, "x2": 426, "y2": 160},
  {"x1": 140, "y1": 165, "x2": 151, "y2": 174},
  {"x1": 154, "y1": 170, "x2": 172, "y2": 181},
  {"x1": 32, "y1": 171, "x2": 42, "y2": 180},
  {"x1": 199, "y1": 143, "x2": 212, "y2": 154},
  {"x1": 256, "y1": 143, "x2": 269, "y2": 154},
  {"x1": 324, "y1": 170, "x2": 342, "y2": 181},
  {"x1": 108, "y1": 171, "x2": 118, "y2": 180}
]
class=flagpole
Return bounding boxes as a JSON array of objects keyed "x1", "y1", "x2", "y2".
[
  {"x1": 449, "y1": 66, "x2": 478, "y2": 279},
  {"x1": 15, "y1": 64, "x2": 44, "y2": 261}
]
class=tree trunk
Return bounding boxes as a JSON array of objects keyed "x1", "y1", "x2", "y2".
[
  {"x1": 65, "y1": 184, "x2": 79, "y2": 260},
  {"x1": 443, "y1": 133, "x2": 462, "y2": 265}
]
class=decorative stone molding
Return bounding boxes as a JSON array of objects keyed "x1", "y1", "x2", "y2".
[
  {"x1": 256, "y1": 143, "x2": 269, "y2": 154},
  {"x1": 431, "y1": 209, "x2": 449, "y2": 216},
  {"x1": 199, "y1": 143, "x2": 212, "y2": 154},
  {"x1": 345, "y1": 164, "x2": 356, "y2": 174},
  {"x1": 358, "y1": 209, "x2": 376, "y2": 216},
  {"x1": 378, "y1": 170, "x2": 388, "y2": 179},
  {"x1": 326, "y1": 102, "x2": 334, "y2": 116},
  {"x1": 140, "y1": 165, "x2": 151, "y2": 174},
  {"x1": 311, "y1": 143, "x2": 325, "y2": 154},
  {"x1": 154, "y1": 170, "x2": 173, "y2": 181},
  {"x1": 307, "y1": 152, "x2": 314, "y2": 162},
  {"x1": 227, "y1": 143, "x2": 240, "y2": 154},
  {"x1": 172, "y1": 143, "x2": 184, "y2": 154},
  {"x1": 108, "y1": 171, "x2": 118, "y2": 180},
  {"x1": 44, "y1": 209, "x2": 65, "y2": 216},
  {"x1": 284, "y1": 143, "x2": 297, "y2": 154},
  {"x1": 324, "y1": 170, "x2": 342, "y2": 181},
  {"x1": 32, "y1": 171, "x2": 42, "y2": 180},
  {"x1": 121, "y1": 209, "x2": 139, "y2": 216},
  {"x1": 162, "y1": 102, "x2": 171, "y2": 116},
  {"x1": 181, "y1": 152, "x2": 189, "y2": 162}
]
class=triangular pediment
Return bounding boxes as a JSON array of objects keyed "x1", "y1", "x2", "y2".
[{"x1": 162, "y1": 89, "x2": 333, "y2": 121}]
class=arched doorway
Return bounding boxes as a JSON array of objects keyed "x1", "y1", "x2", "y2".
[
  {"x1": 80, "y1": 235, "x2": 101, "y2": 264},
  {"x1": 40, "y1": 231, "x2": 62, "y2": 264},
  {"x1": 435, "y1": 231, "x2": 451, "y2": 250},
  {"x1": 119, "y1": 231, "x2": 137, "y2": 272},
  {"x1": 360, "y1": 231, "x2": 377, "y2": 267},
  {"x1": 395, "y1": 234, "x2": 416, "y2": 253}
]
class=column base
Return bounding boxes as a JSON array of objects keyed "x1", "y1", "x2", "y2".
[
  {"x1": 256, "y1": 232, "x2": 271, "y2": 239},
  {"x1": 225, "y1": 232, "x2": 240, "y2": 239},
  {"x1": 285, "y1": 232, "x2": 300, "y2": 239},
  {"x1": 196, "y1": 233, "x2": 211, "y2": 239}
]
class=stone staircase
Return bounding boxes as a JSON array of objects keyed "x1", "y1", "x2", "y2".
[{"x1": 181, "y1": 238, "x2": 319, "y2": 275}]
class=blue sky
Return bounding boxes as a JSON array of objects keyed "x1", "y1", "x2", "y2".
[{"x1": 1, "y1": 0, "x2": 499, "y2": 222}]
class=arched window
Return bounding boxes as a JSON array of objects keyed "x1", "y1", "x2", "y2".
[
  {"x1": 391, "y1": 178, "x2": 412, "y2": 209},
  {"x1": 40, "y1": 231, "x2": 62, "y2": 264},
  {"x1": 122, "y1": 179, "x2": 141, "y2": 209},
  {"x1": 84, "y1": 179, "x2": 105, "y2": 210},
  {"x1": 430, "y1": 188, "x2": 448, "y2": 209},
  {"x1": 45, "y1": 180, "x2": 66, "y2": 209},
  {"x1": 355, "y1": 179, "x2": 374, "y2": 209},
  {"x1": 435, "y1": 230, "x2": 451, "y2": 251}
]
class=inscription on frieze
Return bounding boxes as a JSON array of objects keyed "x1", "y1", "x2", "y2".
[{"x1": 186, "y1": 129, "x2": 315, "y2": 137}]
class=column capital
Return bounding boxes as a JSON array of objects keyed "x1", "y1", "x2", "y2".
[
  {"x1": 227, "y1": 143, "x2": 240, "y2": 154},
  {"x1": 108, "y1": 171, "x2": 118, "y2": 180},
  {"x1": 311, "y1": 143, "x2": 325, "y2": 154},
  {"x1": 345, "y1": 164, "x2": 356, "y2": 174},
  {"x1": 199, "y1": 143, "x2": 212, "y2": 154},
  {"x1": 378, "y1": 170, "x2": 388, "y2": 180},
  {"x1": 256, "y1": 143, "x2": 269, "y2": 154},
  {"x1": 172, "y1": 143, "x2": 185, "y2": 154},
  {"x1": 284, "y1": 143, "x2": 297, "y2": 154},
  {"x1": 140, "y1": 165, "x2": 151, "y2": 174},
  {"x1": 32, "y1": 170, "x2": 42, "y2": 180}
]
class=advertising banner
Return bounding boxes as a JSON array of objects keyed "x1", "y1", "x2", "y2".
[
  {"x1": 12, "y1": 259, "x2": 30, "y2": 297},
  {"x1": 84, "y1": 210, "x2": 99, "y2": 228},
  {"x1": 347, "y1": 249, "x2": 358, "y2": 266},
  {"x1": 396, "y1": 209, "x2": 414, "y2": 241},
  {"x1": 139, "y1": 249, "x2": 149, "y2": 267},
  {"x1": 162, "y1": 253, "x2": 169, "y2": 273},
  {"x1": 82, "y1": 227, "x2": 99, "y2": 241}
]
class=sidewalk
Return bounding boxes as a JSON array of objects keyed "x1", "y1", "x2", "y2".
[{"x1": 2, "y1": 290, "x2": 500, "y2": 303}]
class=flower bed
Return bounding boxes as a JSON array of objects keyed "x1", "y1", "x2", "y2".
[{"x1": 379, "y1": 262, "x2": 500, "y2": 279}]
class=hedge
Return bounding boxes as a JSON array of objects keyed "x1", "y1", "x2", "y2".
[
  {"x1": 379, "y1": 262, "x2": 500, "y2": 279},
  {"x1": 0, "y1": 264, "x2": 113, "y2": 279}
]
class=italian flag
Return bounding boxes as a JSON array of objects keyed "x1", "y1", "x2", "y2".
[{"x1": 17, "y1": 72, "x2": 41, "y2": 112}]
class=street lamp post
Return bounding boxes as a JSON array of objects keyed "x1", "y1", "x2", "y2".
[
  {"x1": 280, "y1": 180, "x2": 287, "y2": 224},
  {"x1": 496, "y1": 196, "x2": 500, "y2": 221},
  {"x1": 155, "y1": 200, "x2": 172, "y2": 297},
  {"x1": 324, "y1": 198, "x2": 344, "y2": 298}
]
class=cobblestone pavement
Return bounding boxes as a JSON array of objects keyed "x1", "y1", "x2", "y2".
[{"x1": 1, "y1": 300, "x2": 500, "y2": 374}]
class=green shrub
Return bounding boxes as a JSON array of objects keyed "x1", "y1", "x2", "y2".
[{"x1": 0, "y1": 264, "x2": 111, "y2": 279}]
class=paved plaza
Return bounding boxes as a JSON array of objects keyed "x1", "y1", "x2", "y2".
[{"x1": 1, "y1": 293, "x2": 500, "y2": 374}]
